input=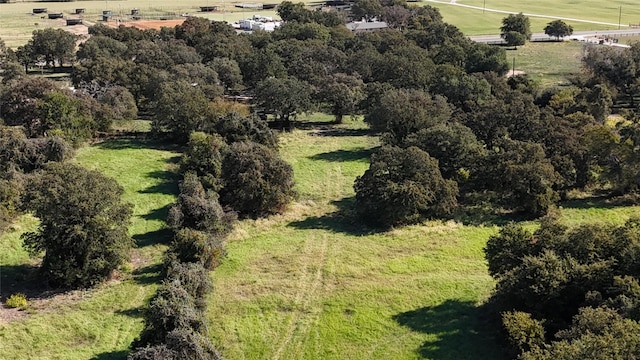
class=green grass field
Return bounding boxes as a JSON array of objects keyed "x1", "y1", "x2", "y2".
[
  {"x1": 2, "y1": 117, "x2": 640, "y2": 358},
  {"x1": 510, "y1": 41, "x2": 585, "y2": 87}
]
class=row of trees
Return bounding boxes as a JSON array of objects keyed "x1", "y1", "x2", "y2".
[{"x1": 500, "y1": 13, "x2": 574, "y2": 47}]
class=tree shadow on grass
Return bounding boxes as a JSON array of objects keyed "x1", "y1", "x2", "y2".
[
  {"x1": 309, "y1": 147, "x2": 375, "y2": 163},
  {"x1": 131, "y1": 263, "x2": 164, "y2": 286},
  {"x1": 133, "y1": 228, "x2": 173, "y2": 248},
  {"x1": 287, "y1": 197, "x2": 384, "y2": 236},
  {"x1": 0, "y1": 263, "x2": 63, "y2": 300},
  {"x1": 140, "y1": 204, "x2": 172, "y2": 222},
  {"x1": 393, "y1": 300, "x2": 507, "y2": 360},
  {"x1": 93, "y1": 138, "x2": 180, "y2": 153},
  {"x1": 89, "y1": 350, "x2": 129, "y2": 360},
  {"x1": 139, "y1": 170, "x2": 179, "y2": 195}
]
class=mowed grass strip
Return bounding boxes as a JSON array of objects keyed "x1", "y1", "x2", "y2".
[
  {"x1": 0, "y1": 139, "x2": 178, "y2": 359},
  {"x1": 207, "y1": 119, "x2": 505, "y2": 360}
]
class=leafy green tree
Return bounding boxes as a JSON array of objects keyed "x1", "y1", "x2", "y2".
[
  {"x1": 97, "y1": 85, "x2": 138, "y2": 121},
  {"x1": 179, "y1": 132, "x2": 227, "y2": 191},
  {"x1": 30, "y1": 28, "x2": 78, "y2": 68},
  {"x1": 501, "y1": 13, "x2": 532, "y2": 41},
  {"x1": 404, "y1": 122, "x2": 486, "y2": 181},
  {"x1": 152, "y1": 81, "x2": 212, "y2": 142},
  {"x1": 253, "y1": 77, "x2": 313, "y2": 129},
  {"x1": 207, "y1": 57, "x2": 243, "y2": 91},
  {"x1": 365, "y1": 89, "x2": 452, "y2": 145},
  {"x1": 317, "y1": 73, "x2": 366, "y2": 124},
  {"x1": 484, "y1": 139, "x2": 560, "y2": 216},
  {"x1": 37, "y1": 91, "x2": 96, "y2": 145},
  {"x1": 504, "y1": 31, "x2": 526, "y2": 49},
  {"x1": 354, "y1": 146, "x2": 458, "y2": 227},
  {"x1": 211, "y1": 113, "x2": 278, "y2": 149},
  {"x1": 0, "y1": 77, "x2": 58, "y2": 128},
  {"x1": 165, "y1": 229, "x2": 226, "y2": 271},
  {"x1": 544, "y1": 20, "x2": 573, "y2": 40},
  {"x1": 351, "y1": 0, "x2": 383, "y2": 21},
  {"x1": 220, "y1": 141, "x2": 295, "y2": 217},
  {"x1": 21, "y1": 163, "x2": 133, "y2": 288}
]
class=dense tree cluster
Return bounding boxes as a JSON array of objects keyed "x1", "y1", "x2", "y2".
[
  {"x1": 486, "y1": 215, "x2": 640, "y2": 358},
  {"x1": 21, "y1": 162, "x2": 133, "y2": 287}
]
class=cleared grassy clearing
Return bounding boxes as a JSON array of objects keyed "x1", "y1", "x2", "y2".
[
  {"x1": 510, "y1": 41, "x2": 585, "y2": 87},
  {"x1": 0, "y1": 139, "x2": 179, "y2": 359},
  {"x1": 207, "y1": 119, "x2": 506, "y2": 359}
]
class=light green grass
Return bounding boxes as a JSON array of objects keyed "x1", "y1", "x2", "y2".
[
  {"x1": 510, "y1": 41, "x2": 585, "y2": 87},
  {"x1": 426, "y1": 0, "x2": 639, "y2": 35},
  {"x1": 0, "y1": 139, "x2": 179, "y2": 359},
  {"x1": 207, "y1": 119, "x2": 506, "y2": 359}
]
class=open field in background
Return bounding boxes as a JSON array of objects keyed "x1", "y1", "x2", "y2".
[
  {"x1": 0, "y1": 137, "x2": 178, "y2": 359},
  {"x1": 510, "y1": 41, "x2": 585, "y2": 87},
  {"x1": 2, "y1": 0, "x2": 639, "y2": 47}
]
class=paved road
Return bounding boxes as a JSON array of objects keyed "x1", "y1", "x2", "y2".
[{"x1": 470, "y1": 29, "x2": 640, "y2": 44}]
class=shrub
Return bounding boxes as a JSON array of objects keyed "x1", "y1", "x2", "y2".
[
  {"x1": 165, "y1": 228, "x2": 226, "y2": 271},
  {"x1": 354, "y1": 146, "x2": 458, "y2": 227},
  {"x1": 128, "y1": 345, "x2": 178, "y2": 360},
  {"x1": 211, "y1": 112, "x2": 278, "y2": 149},
  {"x1": 133, "y1": 281, "x2": 207, "y2": 348},
  {"x1": 167, "y1": 172, "x2": 236, "y2": 235},
  {"x1": 179, "y1": 132, "x2": 227, "y2": 192},
  {"x1": 165, "y1": 327, "x2": 224, "y2": 360},
  {"x1": 5, "y1": 293, "x2": 28, "y2": 309},
  {"x1": 502, "y1": 311, "x2": 545, "y2": 355},
  {"x1": 220, "y1": 141, "x2": 295, "y2": 217},
  {"x1": 165, "y1": 261, "x2": 214, "y2": 303}
]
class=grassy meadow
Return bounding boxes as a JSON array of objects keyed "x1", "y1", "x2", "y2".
[
  {"x1": 0, "y1": 138, "x2": 179, "y2": 359},
  {"x1": 510, "y1": 41, "x2": 585, "y2": 87},
  {"x1": 1, "y1": 117, "x2": 640, "y2": 358}
]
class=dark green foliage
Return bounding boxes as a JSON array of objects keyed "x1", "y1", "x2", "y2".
[
  {"x1": 364, "y1": 89, "x2": 452, "y2": 145},
  {"x1": 97, "y1": 85, "x2": 138, "y2": 121},
  {"x1": 404, "y1": 122, "x2": 485, "y2": 181},
  {"x1": 316, "y1": 73, "x2": 366, "y2": 124},
  {"x1": 165, "y1": 261, "x2": 214, "y2": 306},
  {"x1": 133, "y1": 281, "x2": 207, "y2": 348},
  {"x1": 165, "y1": 229, "x2": 226, "y2": 271},
  {"x1": 36, "y1": 91, "x2": 97, "y2": 145},
  {"x1": 128, "y1": 345, "x2": 178, "y2": 360},
  {"x1": 165, "y1": 328, "x2": 224, "y2": 360},
  {"x1": 504, "y1": 31, "x2": 526, "y2": 48},
  {"x1": 167, "y1": 172, "x2": 236, "y2": 235},
  {"x1": 207, "y1": 57, "x2": 243, "y2": 91},
  {"x1": 29, "y1": 28, "x2": 77, "y2": 68},
  {"x1": 220, "y1": 141, "x2": 295, "y2": 217},
  {"x1": 0, "y1": 77, "x2": 58, "y2": 128},
  {"x1": 253, "y1": 76, "x2": 313, "y2": 126},
  {"x1": 483, "y1": 139, "x2": 560, "y2": 216},
  {"x1": 354, "y1": 146, "x2": 458, "y2": 227},
  {"x1": 521, "y1": 307, "x2": 640, "y2": 360},
  {"x1": 21, "y1": 162, "x2": 133, "y2": 288},
  {"x1": 211, "y1": 113, "x2": 278, "y2": 149},
  {"x1": 502, "y1": 311, "x2": 546, "y2": 355},
  {"x1": 351, "y1": 0, "x2": 383, "y2": 21},
  {"x1": 151, "y1": 81, "x2": 212, "y2": 142},
  {"x1": 501, "y1": 13, "x2": 531, "y2": 41},
  {"x1": 486, "y1": 217, "x2": 640, "y2": 358},
  {"x1": 544, "y1": 20, "x2": 573, "y2": 40},
  {"x1": 179, "y1": 132, "x2": 227, "y2": 191}
]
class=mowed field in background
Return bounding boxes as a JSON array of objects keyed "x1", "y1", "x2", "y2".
[{"x1": 2, "y1": 0, "x2": 640, "y2": 47}]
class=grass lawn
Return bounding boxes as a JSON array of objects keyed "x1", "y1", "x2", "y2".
[
  {"x1": 0, "y1": 139, "x2": 179, "y2": 359},
  {"x1": 509, "y1": 41, "x2": 585, "y2": 87}
]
